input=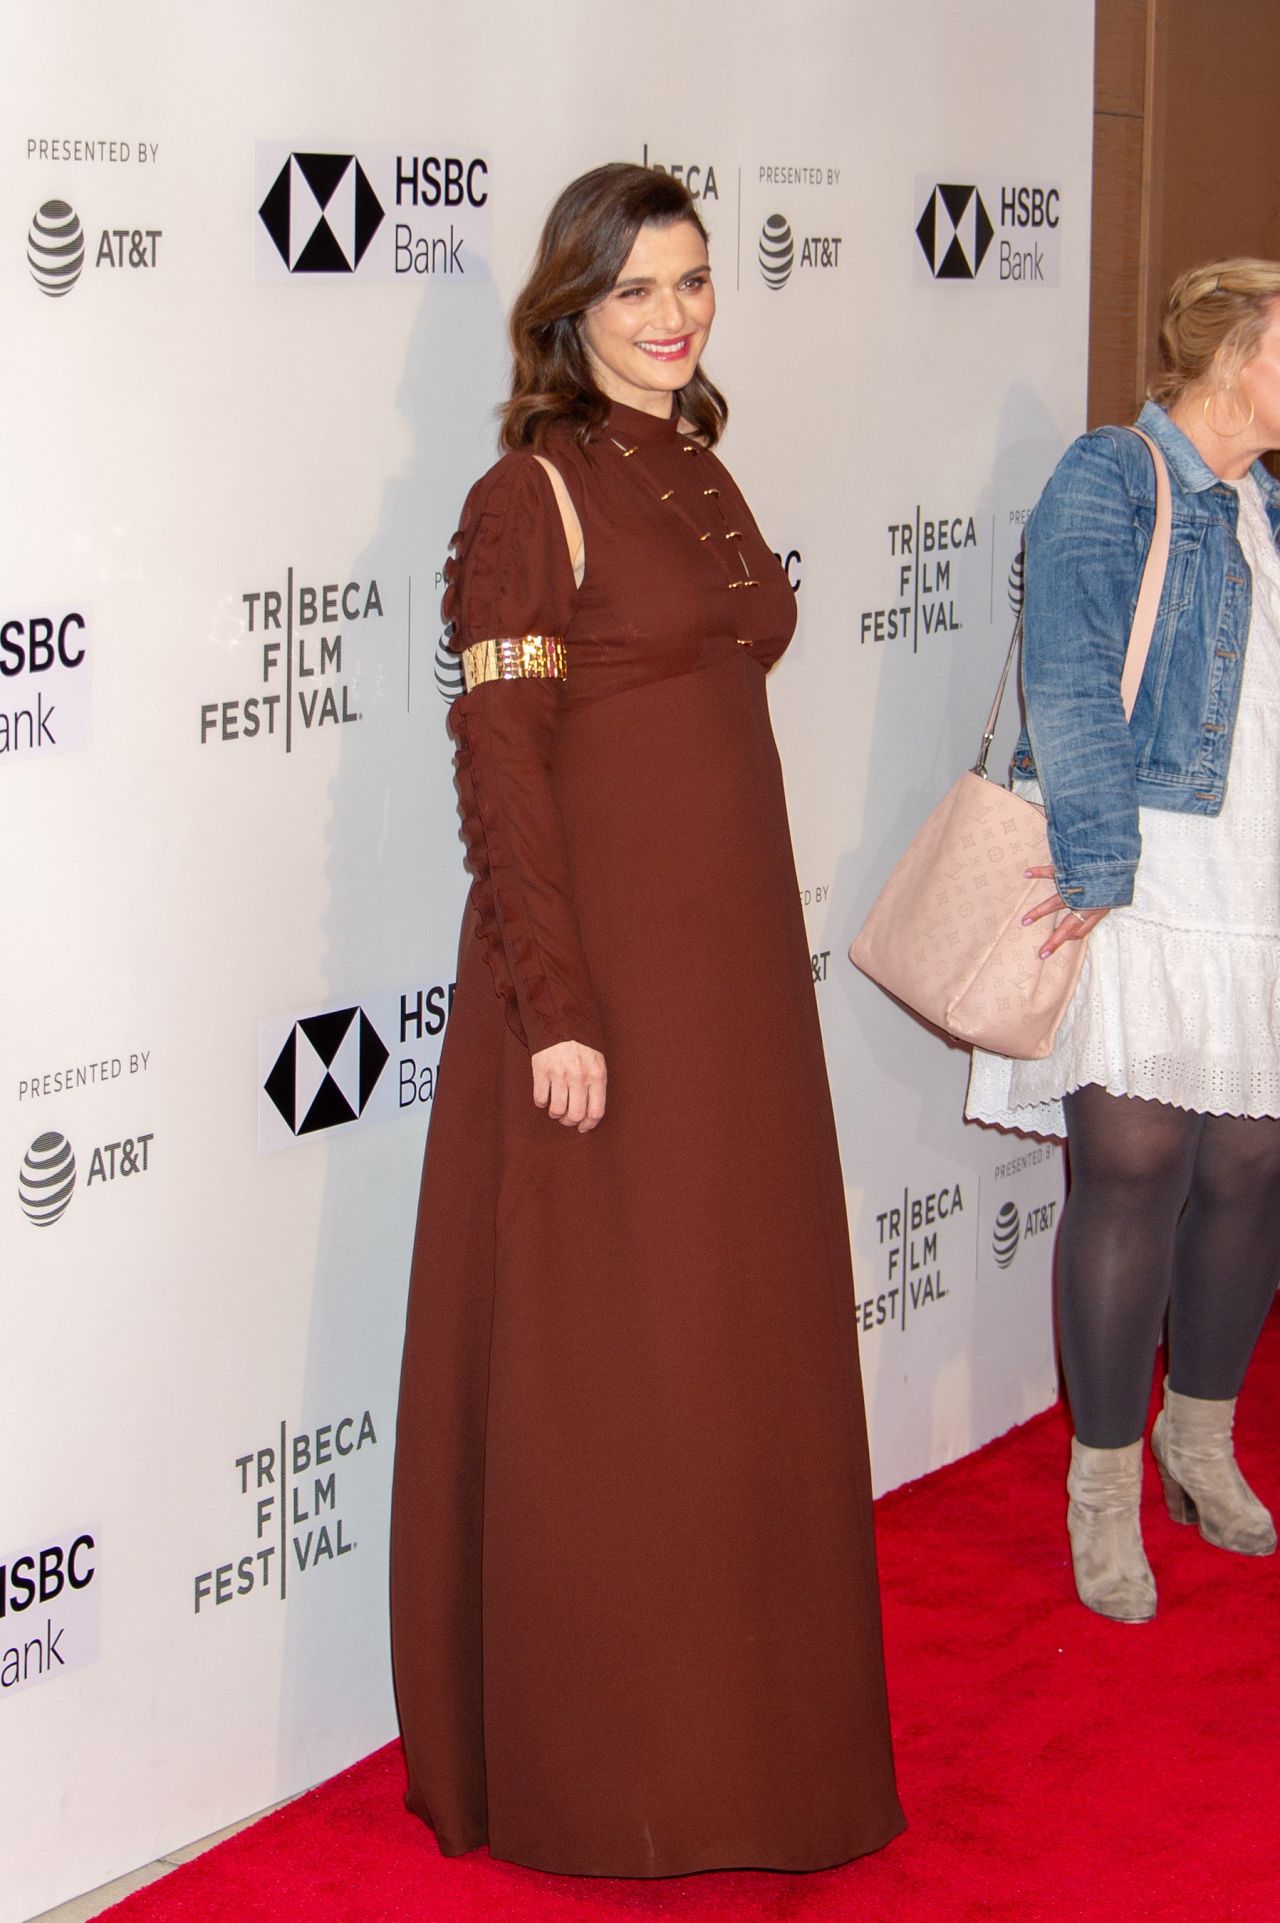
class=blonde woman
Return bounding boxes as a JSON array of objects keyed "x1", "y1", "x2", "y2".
[{"x1": 969, "y1": 260, "x2": 1280, "y2": 1621}]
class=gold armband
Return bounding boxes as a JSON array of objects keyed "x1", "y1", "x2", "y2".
[{"x1": 461, "y1": 635, "x2": 567, "y2": 693}]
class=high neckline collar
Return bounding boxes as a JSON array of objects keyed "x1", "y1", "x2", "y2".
[{"x1": 606, "y1": 398, "x2": 681, "y2": 445}]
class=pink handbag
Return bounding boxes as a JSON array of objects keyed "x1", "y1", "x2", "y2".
[{"x1": 849, "y1": 428, "x2": 1172, "y2": 1060}]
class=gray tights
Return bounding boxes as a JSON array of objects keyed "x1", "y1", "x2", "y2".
[{"x1": 1057, "y1": 1085, "x2": 1280, "y2": 1449}]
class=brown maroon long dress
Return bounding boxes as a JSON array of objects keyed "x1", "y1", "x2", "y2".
[{"x1": 390, "y1": 398, "x2": 904, "y2": 1877}]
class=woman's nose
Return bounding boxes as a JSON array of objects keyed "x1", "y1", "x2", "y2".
[{"x1": 654, "y1": 286, "x2": 684, "y2": 332}]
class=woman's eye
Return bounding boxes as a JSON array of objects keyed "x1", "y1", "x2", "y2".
[{"x1": 682, "y1": 275, "x2": 709, "y2": 291}]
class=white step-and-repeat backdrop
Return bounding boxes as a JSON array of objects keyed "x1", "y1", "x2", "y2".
[{"x1": 3, "y1": 3, "x2": 1092, "y2": 1914}]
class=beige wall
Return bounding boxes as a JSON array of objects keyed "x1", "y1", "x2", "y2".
[{"x1": 1091, "y1": 0, "x2": 1280, "y2": 429}]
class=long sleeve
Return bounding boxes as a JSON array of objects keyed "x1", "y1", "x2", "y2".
[
  {"x1": 444, "y1": 452, "x2": 604, "y2": 1055},
  {"x1": 1021, "y1": 429, "x2": 1145, "y2": 910}
]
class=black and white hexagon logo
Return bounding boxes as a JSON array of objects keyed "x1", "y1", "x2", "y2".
[
  {"x1": 915, "y1": 183, "x2": 993, "y2": 281},
  {"x1": 263, "y1": 1007, "x2": 389, "y2": 1136},
  {"x1": 20, "y1": 1131, "x2": 77, "y2": 1226},
  {"x1": 258, "y1": 153, "x2": 385, "y2": 274},
  {"x1": 28, "y1": 200, "x2": 86, "y2": 298}
]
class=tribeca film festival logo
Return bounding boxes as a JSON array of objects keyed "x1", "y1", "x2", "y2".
[
  {"x1": 199, "y1": 574, "x2": 382, "y2": 750},
  {"x1": 914, "y1": 178, "x2": 1062, "y2": 286},
  {"x1": 17, "y1": 1127, "x2": 154, "y2": 1228},
  {"x1": 859, "y1": 510, "x2": 983, "y2": 649},
  {"x1": 1, "y1": 1531, "x2": 98, "y2": 1698},
  {"x1": 193, "y1": 1414, "x2": 376, "y2": 1614},
  {"x1": 258, "y1": 980, "x2": 455, "y2": 1152},
  {"x1": 857, "y1": 504, "x2": 1034, "y2": 651},
  {"x1": 640, "y1": 144, "x2": 721, "y2": 204},
  {"x1": 26, "y1": 197, "x2": 162, "y2": 298},
  {"x1": 1, "y1": 611, "x2": 89, "y2": 760},
  {"x1": 859, "y1": 1178, "x2": 966, "y2": 1336},
  {"x1": 253, "y1": 144, "x2": 490, "y2": 283}
]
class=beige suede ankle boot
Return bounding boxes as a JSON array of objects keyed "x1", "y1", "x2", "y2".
[
  {"x1": 1151, "y1": 1381, "x2": 1276, "y2": 1556},
  {"x1": 1066, "y1": 1437, "x2": 1157, "y2": 1622}
]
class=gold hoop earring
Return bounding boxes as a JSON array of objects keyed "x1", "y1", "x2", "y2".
[{"x1": 1203, "y1": 389, "x2": 1256, "y2": 436}]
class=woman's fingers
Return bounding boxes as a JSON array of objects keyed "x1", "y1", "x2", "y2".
[
  {"x1": 579, "y1": 1073, "x2": 608, "y2": 1134},
  {"x1": 1022, "y1": 890, "x2": 1066, "y2": 927},
  {"x1": 1037, "y1": 905, "x2": 1110, "y2": 958},
  {"x1": 1020, "y1": 869, "x2": 1110, "y2": 956},
  {"x1": 530, "y1": 1042, "x2": 607, "y2": 1132}
]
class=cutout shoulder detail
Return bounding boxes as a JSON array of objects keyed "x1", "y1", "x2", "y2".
[{"x1": 533, "y1": 454, "x2": 585, "y2": 588}]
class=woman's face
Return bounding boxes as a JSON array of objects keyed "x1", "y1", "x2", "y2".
[
  {"x1": 579, "y1": 218, "x2": 715, "y2": 417},
  {"x1": 1240, "y1": 300, "x2": 1280, "y2": 451}
]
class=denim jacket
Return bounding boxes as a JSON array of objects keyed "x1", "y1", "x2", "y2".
[{"x1": 1010, "y1": 400, "x2": 1280, "y2": 909}]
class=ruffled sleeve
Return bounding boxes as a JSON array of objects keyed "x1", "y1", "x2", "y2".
[{"x1": 443, "y1": 452, "x2": 603, "y2": 1055}]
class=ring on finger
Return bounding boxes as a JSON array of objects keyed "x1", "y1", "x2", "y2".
[{"x1": 1070, "y1": 909, "x2": 1088, "y2": 925}]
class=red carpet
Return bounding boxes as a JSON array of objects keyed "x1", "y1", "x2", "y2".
[{"x1": 103, "y1": 1313, "x2": 1280, "y2": 1923}]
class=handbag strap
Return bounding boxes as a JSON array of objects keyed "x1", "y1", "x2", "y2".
[{"x1": 973, "y1": 425, "x2": 1173, "y2": 775}]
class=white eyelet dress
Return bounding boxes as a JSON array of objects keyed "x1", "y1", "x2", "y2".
[{"x1": 966, "y1": 471, "x2": 1280, "y2": 1139}]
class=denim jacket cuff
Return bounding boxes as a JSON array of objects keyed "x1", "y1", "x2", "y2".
[{"x1": 1054, "y1": 863, "x2": 1136, "y2": 912}]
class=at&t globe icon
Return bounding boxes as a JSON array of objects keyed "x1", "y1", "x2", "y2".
[
  {"x1": 758, "y1": 214, "x2": 794, "y2": 290},
  {"x1": 28, "y1": 200, "x2": 86, "y2": 298},
  {"x1": 19, "y1": 1131, "x2": 77, "y2": 1226},
  {"x1": 992, "y1": 1200, "x2": 1021, "y2": 1269}
]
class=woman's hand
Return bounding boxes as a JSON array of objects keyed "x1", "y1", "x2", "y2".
[
  {"x1": 1022, "y1": 865, "x2": 1111, "y2": 958},
  {"x1": 531, "y1": 1040, "x2": 607, "y2": 1133}
]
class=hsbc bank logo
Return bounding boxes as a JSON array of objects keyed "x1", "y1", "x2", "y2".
[
  {"x1": 913, "y1": 177, "x2": 1062, "y2": 286},
  {"x1": 257, "y1": 153, "x2": 384, "y2": 274},
  {"x1": 915, "y1": 183, "x2": 993, "y2": 280},
  {"x1": 259, "y1": 979, "x2": 455, "y2": 1152},
  {"x1": 263, "y1": 1007, "x2": 389, "y2": 1137},
  {"x1": 253, "y1": 143, "x2": 491, "y2": 283}
]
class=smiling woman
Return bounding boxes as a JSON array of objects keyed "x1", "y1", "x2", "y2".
[
  {"x1": 390, "y1": 161, "x2": 904, "y2": 1881},
  {"x1": 578, "y1": 222, "x2": 716, "y2": 413},
  {"x1": 502, "y1": 163, "x2": 728, "y2": 450}
]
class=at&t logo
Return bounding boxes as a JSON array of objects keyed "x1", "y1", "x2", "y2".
[
  {"x1": 17, "y1": 1127, "x2": 153, "y2": 1226},
  {"x1": 27, "y1": 201, "x2": 84, "y2": 297},
  {"x1": 992, "y1": 1196, "x2": 1059, "y2": 1268},
  {"x1": 758, "y1": 213, "x2": 841, "y2": 290},
  {"x1": 992, "y1": 1201, "x2": 1020, "y2": 1268},
  {"x1": 26, "y1": 199, "x2": 162, "y2": 297},
  {"x1": 435, "y1": 626, "x2": 464, "y2": 703},
  {"x1": 19, "y1": 1132, "x2": 76, "y2": 1226}
]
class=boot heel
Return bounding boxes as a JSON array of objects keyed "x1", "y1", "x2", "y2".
[
  {"x1": 1153, "y1": 1383, "x2": 1277, "y2": 1556},
  {"x1": 1157, "y1": 1460, "x2": 1198, "y2": 1527}
]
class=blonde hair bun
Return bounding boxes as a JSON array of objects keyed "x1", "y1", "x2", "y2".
[{"x1": 1152, "y1": 257, "x2": 1280, "y2": 407}]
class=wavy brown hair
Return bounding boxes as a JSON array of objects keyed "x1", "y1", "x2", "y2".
[{"x1": 500, "y1": 162, "x2": 727, "y2": 450}]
